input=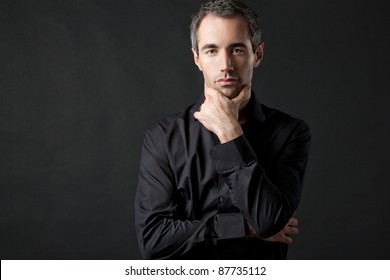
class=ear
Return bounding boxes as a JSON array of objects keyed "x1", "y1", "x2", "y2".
[
  {"x1": 192, "y1": 48, "x2": 203, "y2": 71},
  {"x1": 253, "y1": 42, "x2": 264, "y2": 68}
]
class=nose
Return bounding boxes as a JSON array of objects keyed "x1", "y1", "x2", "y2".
[{"x1": 220, "y1": 50, "x2": 233, "y2": 73}]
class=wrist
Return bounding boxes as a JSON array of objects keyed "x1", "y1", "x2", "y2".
[{"x1": 217, "y1": 125, "x2": 243, "y2": 144}]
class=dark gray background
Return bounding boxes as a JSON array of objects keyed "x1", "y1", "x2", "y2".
[{"x1": 1, "y1": 0, "x2": 389, "y2": 259}]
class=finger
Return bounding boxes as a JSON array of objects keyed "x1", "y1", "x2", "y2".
[
  {"x1": 286, "y1": 226, "x2": 299, "y2": 236},
  {"x1": 274, "y1": 233, "x2": 293, "y2": 245},
  {"x1": 283, "y1": 235, "x2": 293, "y2": 245},
  {"x1": 288, "y1": 216, "x2": 298, "y2": 227}
]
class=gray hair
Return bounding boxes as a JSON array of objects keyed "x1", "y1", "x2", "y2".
[{"x1": 190, "y1": 0, "x2": 262, "y2": 54}]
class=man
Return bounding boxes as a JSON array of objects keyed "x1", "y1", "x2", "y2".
[{"x1": 135, "y1": 0, "x2": 311, "y2": 259}]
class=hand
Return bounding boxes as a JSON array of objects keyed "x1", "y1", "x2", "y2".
[
  {"x1": 246, "y1": 216, "x2": 299, "y2": 245},
  {"x1": 194, "y1": 84, "x2": 251, "y2": 143}
]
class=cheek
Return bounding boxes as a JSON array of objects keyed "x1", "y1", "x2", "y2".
[
  {"x1": 240, "y1": 64, "x2": 254, "y2": 81},
  {"x1": 237, "y1": 58, "x2": 254, "y2": 74},
  {"x1": 202, "y1": 62, "x2": 217, "y2": 78}
]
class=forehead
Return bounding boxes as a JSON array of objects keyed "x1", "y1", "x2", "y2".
[{"x1": 197, "y1": 14, "x2": 251, "y2": 46}]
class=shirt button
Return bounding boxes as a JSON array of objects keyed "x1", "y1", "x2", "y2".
[{"x1": 218, "y1": 196, "x2": 225, "y2": 203}]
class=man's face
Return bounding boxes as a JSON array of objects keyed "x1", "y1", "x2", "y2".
[{"x1": 192, "y1": 14, "x2": 263, "y2": 99}]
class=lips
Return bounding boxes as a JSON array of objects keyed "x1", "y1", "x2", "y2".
[{"x1": 216, "y1": 77, "x2": 239, "y2": 86}]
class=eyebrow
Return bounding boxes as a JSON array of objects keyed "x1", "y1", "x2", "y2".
[
  {"x1": 230, "y1": 43, "x2": 248, "y2": 49},
  {"x1": 200, "y1": 44, "x2": 218, "y2": 51},
  {"x1": 200, "y1": 42, "x2": 248, "y2": 51}
]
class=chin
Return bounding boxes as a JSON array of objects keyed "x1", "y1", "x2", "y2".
[{"x1": 220, "y1": 88, "x2": 240, "y2": 99}]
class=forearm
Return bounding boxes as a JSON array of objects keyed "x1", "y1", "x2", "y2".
[
  {"x1": 233, "y1": 166, "x2": 295, "y2": 237},
  {"x1": 225, "y1": 158, "x2": 294, "y2": 237},
  {"x1": 135, "y1": 204, "x2": 250, "y2": 258},
  {"x1": 210, "y1": 134, "x2": 308, "y2": 237},
  {"x1": 135, "y1": 208, "x2": 212, "y2": 259}
]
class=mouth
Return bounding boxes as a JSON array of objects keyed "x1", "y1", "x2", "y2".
[{"x1": 216, "y1": 77, "x2": 239, "y2": 86}]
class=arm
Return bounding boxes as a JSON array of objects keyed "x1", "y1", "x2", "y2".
[
  {"x1": 135, "y1": 122, "x2": 251, "y2": 259},
  {"x1": 210, "y1": 121, "x2": 310, "y2": 237},
  {"x1": 194, "y1": 85, "x2": 311, "y2": 238},
  {"x1": 135, "y1": 128, "x2": 213, "y2": 259}
]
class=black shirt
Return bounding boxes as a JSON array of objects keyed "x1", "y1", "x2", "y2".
[{"x1": 135, "y1": 93, "x2": 311, "y2": 259}]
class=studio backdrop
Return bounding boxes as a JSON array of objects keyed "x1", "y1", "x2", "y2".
[{"x1": 1, "y1": 0, "x2": 389, "y2": 259}]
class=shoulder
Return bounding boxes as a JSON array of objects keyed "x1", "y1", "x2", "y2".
[
  {"x1": 141, "y1": 103, "x2": 199, "y2": 163},
  {"x1": 261, "y1": 104, "x2": 311, "y2": 140},
  {"x1": 143, "y1": 103, "x2": 197, "y2": 141}
]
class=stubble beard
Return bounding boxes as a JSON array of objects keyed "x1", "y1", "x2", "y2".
[{"x1": 218, "y1": 84, "x2": 242, "y2": 99}]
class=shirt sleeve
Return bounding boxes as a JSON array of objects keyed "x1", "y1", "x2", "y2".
[
  {"x1": 135, "y1": 126, "x2": 215, "y2": 259},
  {"x1": 210, "y1": 120, "x2": 311, "y2": 238}
]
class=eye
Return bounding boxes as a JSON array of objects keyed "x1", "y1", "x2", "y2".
[
  {"x1": 205, "y1": 49, "x2": 218, "y2": 55},
  {"x1": 232, "y1": 48, "x2": 245, "y2": 55}
]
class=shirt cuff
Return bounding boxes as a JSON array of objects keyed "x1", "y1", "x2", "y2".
[
  {"x1": 214, "y1": 213, "x2": 245, "y2": 240},
  {"x1": 210, "y1": 135, "x2": 257, "y2": 174}
]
